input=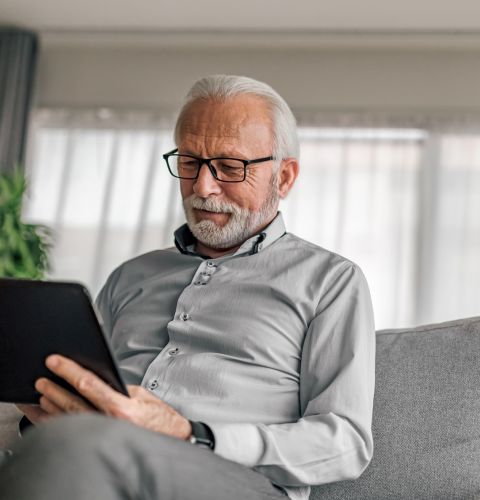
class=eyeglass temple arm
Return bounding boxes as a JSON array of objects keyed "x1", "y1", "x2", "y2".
[{"x1": 163, "y1": 148, "x2": 179, "y2": 158}]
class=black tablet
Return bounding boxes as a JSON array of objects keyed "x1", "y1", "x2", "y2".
[{"x1": 0, "y1": 278, "x2": 128, "y2": 404}]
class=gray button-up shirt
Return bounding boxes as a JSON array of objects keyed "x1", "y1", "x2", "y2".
[{"x1": 96, "y1": 212, "x2": 375, "y2": 500}]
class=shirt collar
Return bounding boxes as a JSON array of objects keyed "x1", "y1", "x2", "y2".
[{"x1": 174, "y1": 212, "x2": 286, "y2": 259}]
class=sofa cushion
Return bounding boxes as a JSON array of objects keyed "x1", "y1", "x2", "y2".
[{"x1": 311, "y1": 316, "x2": 480, "y2": 499}]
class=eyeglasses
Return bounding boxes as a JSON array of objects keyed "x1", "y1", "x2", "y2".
[{"x1": 162, "y1": 148, "x2": 275, "y2": 183}]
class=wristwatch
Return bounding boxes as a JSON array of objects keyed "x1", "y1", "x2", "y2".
[{"x1": 188, "y1": 420, "x2": 215, "y2": 450}]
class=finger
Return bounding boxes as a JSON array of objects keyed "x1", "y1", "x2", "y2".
[
  {"x1": 15, "y1": 404, "x2": 49, "y2": 424},
  {"x1": 35, "y1": 378, "x2": 93, "y2": 414},
  {"x1": 126, "y1": 385, "x2": 146, "y2": 397},
  {"x1": 39, "y1": 395, "x2": 66, "y2": 416},
  {"x1": 16, "y1": 404, "x2": 35, "y2": 414},
  {"x1": 127, "y1": 385, "x2": 164, "y2": 403},
  {"x1": 45, "y1": 355, "x2": 128, "y2": 413}
]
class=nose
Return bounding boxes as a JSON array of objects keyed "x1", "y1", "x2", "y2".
[{"x1": 193, "y1": 162, "x2": 222, "y2": 198}]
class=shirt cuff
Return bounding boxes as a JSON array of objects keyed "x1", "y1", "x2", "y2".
[{"x1": 207, "y1": 422, "x2": 265, "y2": 467}]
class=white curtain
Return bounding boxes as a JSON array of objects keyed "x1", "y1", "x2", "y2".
[
  {"x1": 419, "y1": 131, "x2": 480, "y2": 325},
  {"x1": 23, "y1": 109, "x2": 183, "y2": 293},
  {"x1": 284, "y1": 126, "x2": 424, "y2": 330},
  {"x1": 23, "y1": 109, "x2": 480, "y2": 330}
]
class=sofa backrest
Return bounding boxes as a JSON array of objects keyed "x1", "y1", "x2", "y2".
[{"x1": 311, "y1": 316, "x2": 480, "y2": 499}]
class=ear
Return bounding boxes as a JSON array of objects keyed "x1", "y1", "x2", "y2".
[{"x1": 277, "y1": 158, "x2": 299, "y2": 199}]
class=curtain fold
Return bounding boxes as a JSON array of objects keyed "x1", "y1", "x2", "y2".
[{"x1": 0, "y1": 27, "x2": 38, "y2": 172}]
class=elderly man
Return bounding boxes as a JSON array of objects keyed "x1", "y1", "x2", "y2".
[{"x1": 0, "y1": 75, "x2": 375, "y2": 500}]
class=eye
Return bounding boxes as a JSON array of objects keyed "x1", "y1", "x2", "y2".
[
  {"x1": 178, "y1": 158, "x2": 198, "y2": 168},
  {"x1": 217, "y1": 160, "x2": 242, "y2": 170},
  {"x1": 219, "y1": 164, "x2": 237, "y2": 171}
]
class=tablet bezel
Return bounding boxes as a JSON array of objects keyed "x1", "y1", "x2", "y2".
[{"x1": 0, "y1": 278, "x2": 128, "y2": 404}]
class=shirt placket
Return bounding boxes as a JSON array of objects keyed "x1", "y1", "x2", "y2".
[{"x1": 141, "y1": 259, "x2": 219, "y2": 395}]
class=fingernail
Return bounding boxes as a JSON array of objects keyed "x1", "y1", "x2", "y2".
[
  {"x1": 35, "y1": 378, "x2": 46, "y2": 391},
  {"x1": 46, "y1": 355, "x2": 59, "y2": 368}
]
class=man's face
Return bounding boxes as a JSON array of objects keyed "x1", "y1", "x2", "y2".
[{"x1": 177, "y1": 95, "x2": 280, "y2": 249}]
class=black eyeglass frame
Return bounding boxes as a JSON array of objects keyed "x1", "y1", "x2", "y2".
[{"x1": 162, "y1": 148, "x2": 276, "y2": 183}]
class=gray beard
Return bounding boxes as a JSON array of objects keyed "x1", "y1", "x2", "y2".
[{"x1": 182, "y1": 175, "x2": 279, "y2": 249}]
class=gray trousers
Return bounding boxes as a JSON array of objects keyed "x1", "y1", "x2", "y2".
[{"x1": 0, "y1": 414, "x2": 289, "y2": 500}]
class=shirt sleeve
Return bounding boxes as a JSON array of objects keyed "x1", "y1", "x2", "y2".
[
  {"x1": 94, "y1": 265, "x2": 123, "y2": 340},
  {"x1": 207, "y1": 263, "x2": 376, "y2": 487}
]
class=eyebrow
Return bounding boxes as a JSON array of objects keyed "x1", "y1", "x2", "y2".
[{"x1": 178, "y1": 149, "x2": 249, "y2": 159}]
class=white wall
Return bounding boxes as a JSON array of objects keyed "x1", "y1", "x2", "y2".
[{"x1": 34, "y1": 44, "x2": 480, "y2": 113}]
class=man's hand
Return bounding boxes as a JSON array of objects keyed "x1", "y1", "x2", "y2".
[
  {"x1": 15, "y1": 403, "x2": 61, "y2": 425},
  {"x1": 18, "y1": 354, "x2": 192, "y2": 441}
]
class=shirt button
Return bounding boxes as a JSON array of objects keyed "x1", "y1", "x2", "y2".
[
  {"x1": 180, "y1": 313, "x2": 190, "y2": 321},
  {"x1": 168, "y1": 348, "x2": 179, "y2": 356},
  {"x1": 207, "y1": 261, "x2": 215, "y2": 267},
  {"x1": 148, "y1": 379, "x2": 158, "y2": 390}
]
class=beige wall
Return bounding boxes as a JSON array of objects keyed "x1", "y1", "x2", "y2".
[{"x1": 34, "y1": 44, "x2": 480, "y2": 113}]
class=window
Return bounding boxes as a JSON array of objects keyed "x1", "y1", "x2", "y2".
[{"x1": 24, "y1": 109, "x2": 480, "y2": 329}]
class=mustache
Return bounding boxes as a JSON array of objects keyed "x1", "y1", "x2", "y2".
[{"x1": 185, "y1": 195, "x2": 244, "y2": 215}]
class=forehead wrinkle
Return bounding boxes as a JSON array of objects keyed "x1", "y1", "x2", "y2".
[
  {"x1": 180, "y1": 96, "x2": 273, "y2": 136},
  {"x1": 178, "y1": 96, "x2": 274, "y2": 157},
  {"x1": 180, "y1": 130, "x2": 239, "y2": 154},
  {"x1": 181, "y1": 117, "x2": 253, "y2": 137}
]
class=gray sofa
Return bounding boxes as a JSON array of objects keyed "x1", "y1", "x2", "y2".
[
  {"x1": 313, "y1": 316, "x2": 480, "y2": 499},
  {"x1": 1, "y1": 316, "x2": 479, "y2": 499}
]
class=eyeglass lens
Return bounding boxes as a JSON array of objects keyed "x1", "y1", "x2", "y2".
[{"x1": 169, "y1": 155, "x2": 245, "y2": 181}]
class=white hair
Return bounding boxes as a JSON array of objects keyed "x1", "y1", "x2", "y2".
[{"x1": 174, "y1": 74, "x2": 299, "y2": 162}]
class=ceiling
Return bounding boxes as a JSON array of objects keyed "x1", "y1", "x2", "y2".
[{"x1": 2, "y1": 0, "x2": 480, "y2": 49}]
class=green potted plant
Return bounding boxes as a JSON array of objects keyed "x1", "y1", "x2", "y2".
[{"x1": 0, "y1": 169, "x2": 51, "y2": 279}]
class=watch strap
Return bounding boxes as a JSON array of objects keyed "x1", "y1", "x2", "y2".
[{"x1": 188, "y1": 420, "x2": 215, "y2": 450}]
